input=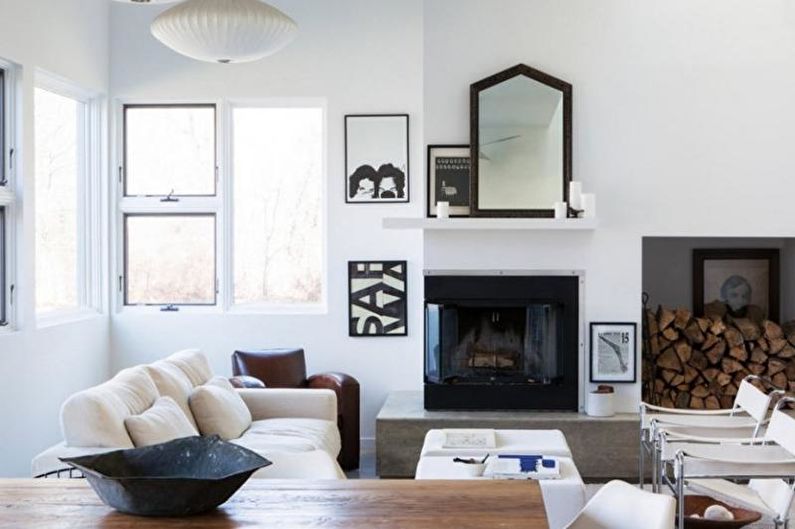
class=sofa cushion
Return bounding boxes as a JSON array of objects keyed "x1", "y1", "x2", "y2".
[
  {"x1": 124, "y1": 396, "x2": 199, "y2": 447},
  {"x1": 163, "y1": 349, "x2": 213, "y2": 387},
  {"x1": 143, "y1": 361, "x2": 198, "y2": 429},
  {"x1": 61, "y1": 366, "x2": 158, "y2": 448},
  {"x1": 189, "y1": 376, "x2": 252, "y2": 440},
  {"x1": 232, "y1": 418, "x2": 341, "y2": 456}
]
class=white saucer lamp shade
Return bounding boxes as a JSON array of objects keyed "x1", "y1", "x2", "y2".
[{"x1": 151, "y1": 0, "x2": 298, "y2": 64}]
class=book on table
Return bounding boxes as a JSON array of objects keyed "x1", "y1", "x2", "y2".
[{"x1": 483, "y1": 455, "x2": 561, "y2": 480}]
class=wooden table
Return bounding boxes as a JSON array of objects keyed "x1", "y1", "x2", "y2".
[{"x1": 0, "y1": 479, "x2": 549, "y2": 528}]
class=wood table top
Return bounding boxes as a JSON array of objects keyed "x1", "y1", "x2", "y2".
[{"x1": 0, "y1": 478, "x2": 548, "y2": 529}]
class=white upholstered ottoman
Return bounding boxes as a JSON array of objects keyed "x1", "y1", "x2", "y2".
[{"x1": 415, "y1": 429, "x2": 585, "y2": 529}]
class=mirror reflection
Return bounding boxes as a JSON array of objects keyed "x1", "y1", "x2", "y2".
[{"x1": 478, "y1": 76, "x2": 564, "y2": 211}]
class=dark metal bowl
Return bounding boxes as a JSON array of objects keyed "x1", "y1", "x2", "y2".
[{"x1": 60, "y1": 435, "x2": 271, "y2": 517}]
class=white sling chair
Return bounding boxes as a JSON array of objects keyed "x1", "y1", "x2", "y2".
[
  {"x1": 640, "y1": 375, "x2": 782, "y2": 491},
  {"x1": 666, "y1": 397, "x2": 795, "y2": 529},
  {"x1": 564, "y1": 480, "x2": 675, "y2": 529}
]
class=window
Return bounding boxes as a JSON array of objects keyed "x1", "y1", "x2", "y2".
[
  {"x1": 124, "y1": 105, "x2": 216, "y2": 197},
  {"x1": 117, "y1": 101, "x2": 325, "y2": 312},
  {"x1": 0, "y1": 61, "x2": 16, "y2": 327},
  {"x1": 34, "y1": 80, "x2": 96, "y2": 318},
  {"x1": 119, "y1": 104, "x2": 219, "y2": 309},
  {"x1": 232, "y1": 107, "x2": 323, "y2": 306},
  {"x1": 125, "y1": 215, "x2": 216, "y2": 306}
]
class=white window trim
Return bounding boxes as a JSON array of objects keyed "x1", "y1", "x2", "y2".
[
  {"x1": 113, "y1": 97, "x2": 328, "y2": 315},
  {"x1": 34, "y1": 70, "x2": 103, "y2": 328},
  {"x1": 0, "y1": 57, "x2": 19, "y2": 332}
]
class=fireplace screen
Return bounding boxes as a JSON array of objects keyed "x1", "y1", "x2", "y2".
[{"x1": 426, "y1": 303, "x2": 563, "y2": 385}]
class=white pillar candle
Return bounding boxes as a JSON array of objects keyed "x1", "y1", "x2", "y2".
[
  {"x1": 581, "y1": 193, "x2": 596, "y2": 218},
  {"x1": 436, "y1": 201, "x2": 450, "y2": 219},
  {"x1": 553, "y1": 201, "x2": 568, "y2": 219},
  {"x1": 569, "y1": 181, "x2": 583, "y2": 210}
]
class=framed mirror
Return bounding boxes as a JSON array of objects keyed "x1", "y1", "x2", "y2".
[{"x1": 470, "y1": 64, "x2": 572, "y2": 217}]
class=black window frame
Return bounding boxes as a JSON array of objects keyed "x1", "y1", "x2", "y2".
[
  {"x1": 123, "y1": 213, "x2": 218, "y2": 308},
  {"x1": 0, "y1": 67, "x2": 5, "y2": 186},
  {"x1": 0, "y1": 207, "x2": 6, "y2": 326},
  {"x1": 122, "y1": 103, "x2": 218, "y2": 198}
]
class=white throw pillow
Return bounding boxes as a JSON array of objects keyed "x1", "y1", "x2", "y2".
[
  {"x1": 124, "y1": 396, "x2": 199, "y2": 447},
  {"x1": 189, "y1": 376, "x2": 252, "y2": 440}
]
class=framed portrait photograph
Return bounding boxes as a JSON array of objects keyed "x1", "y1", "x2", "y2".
[
  {"x1": 427, "y1": 145, "x2": 471, "y2": 217},
  {"x1": 345, "y1": 114, "x2": 409, "y2": 204},
  {"x1": 348, "y1": 261, "x2": 407, "y2": 337},
  {"x1": 590, "y1": 322, "x2": 637, "y2": 383},
  {"x1": 693, "y1": 249, "x2": 780, "y2": 321}
]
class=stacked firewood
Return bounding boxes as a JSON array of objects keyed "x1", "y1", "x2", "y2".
[{"x1": 643, "y1": 305, "x2": 795, "y2": 408}]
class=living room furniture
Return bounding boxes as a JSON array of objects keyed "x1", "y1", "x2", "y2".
[
  {"x1": 414, "y1": 429, "x2": 585, "y2": 529},
  {"x1": 564, "y1": 480, "x2": 675, "y2": 529},
  {"x1": 231, "y1": 348, "x2": 360, "y2": 470},
  {"x1": 32, "y1": 349, "x2": 344, "y2": 480},
  {"x1": 0, "y1": 479, "x2": 550, "y2": 528},
  {"x1": 640, "y1": 375, "x2": 782, "y2": 492},
  {"x1": 663, "y1": 398, "x2": 795, "y2": 529},
  {"x1": 376, "y1": 391, "x2": 639, "y2": 479}
]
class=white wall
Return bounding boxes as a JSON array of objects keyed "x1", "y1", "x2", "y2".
[
  {"x1": 424, "y1": 0, "x2": 795, "y2": 411},
  {"x1": 0, "y1": 0, "x2": 110, "y2": 476},
  {"x1": 109, "y1": 0, "x2": 424, "y2": 440}
]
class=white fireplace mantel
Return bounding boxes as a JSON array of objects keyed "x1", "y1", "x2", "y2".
[{"x1": 382, "y1": 217, "x2": 598, "y2": 231}]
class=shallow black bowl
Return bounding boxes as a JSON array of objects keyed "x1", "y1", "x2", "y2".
[{"x1": 60, "y1": 435, "x2": 270, "y2": 517}]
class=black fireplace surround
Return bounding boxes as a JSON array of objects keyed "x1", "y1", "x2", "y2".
[{"x1": 424, "y1": 273, "x2": 579, "y2": 411}]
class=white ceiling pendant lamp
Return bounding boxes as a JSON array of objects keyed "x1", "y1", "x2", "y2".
[{"x1": 151, "y1": 0, "x2": 298, "y2": 64}]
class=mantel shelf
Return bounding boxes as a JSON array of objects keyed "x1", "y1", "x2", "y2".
[{"x1": 382, "y1": 217, "x2": 598, "y2": 231}]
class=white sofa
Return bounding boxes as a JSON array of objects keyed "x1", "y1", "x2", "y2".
[{"x1": 32, "y1": 349, "x2": 345, "y2": 479}]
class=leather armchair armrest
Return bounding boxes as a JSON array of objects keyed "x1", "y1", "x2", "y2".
[
  {"x1": 229, "y1": 375, "x2": 266, "y2": 389},
  {"x1": 308, "y1": 372, "x2": 360, "y2": 470},
  {"x1": 236, "y1": 388, "x2": 337, "y2": 422},
  {"x1": 307, "y1": 372, "x2": 359, "y2": 392}
]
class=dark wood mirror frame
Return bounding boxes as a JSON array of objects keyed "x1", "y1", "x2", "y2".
[{"x1": 470, "y1": 64, "x2": 572, "y2": 218}]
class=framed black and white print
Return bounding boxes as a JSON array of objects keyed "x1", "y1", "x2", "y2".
[
  {"x1": 590, "y1": 322, "x2": 637, "y2": 383},
  {"x1": 345, "y1": 114, "x2": 409, "y2": 203},
  {"x1": 427, "y1": 145, "x2": 471, "y2": 217},
  {"x1": 348, "y1": 261, "x2": 407, "y2": 337}
]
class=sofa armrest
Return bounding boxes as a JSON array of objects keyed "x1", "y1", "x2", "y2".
[
  {"x1": 237, "y1": 388, "x2": 337, "y2": 422},
  {"x1": 32, "y1": 442, "x2": 120, "y2": 478}
]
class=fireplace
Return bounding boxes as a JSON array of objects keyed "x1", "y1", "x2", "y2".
[{"x1": 424, "y1": 272, "x2": 580, "y2": 410}]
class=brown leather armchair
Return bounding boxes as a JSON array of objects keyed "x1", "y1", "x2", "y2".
[{"x1": 231, "y1": 348, "x2": 360, "y2": 470}]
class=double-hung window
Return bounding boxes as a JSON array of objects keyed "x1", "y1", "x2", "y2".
[
  {"x1": 118, "y1": 101, "x2": 325, "y2": 312},
  {"x1": 33, "y1": 74, "x2": 100, "y2": 321},
  {"x1": 120, "y1": 104, "x2": 219, "y2": 309}
]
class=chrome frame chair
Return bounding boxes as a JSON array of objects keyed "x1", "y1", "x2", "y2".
[
  {"x1": 640, "y1": 374, "x2": 784, "y2": 492},
  {"x1": 663, "y1": 397, "x2": 795, "y2": 529}
]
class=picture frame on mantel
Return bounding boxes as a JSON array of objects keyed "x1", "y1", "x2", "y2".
[
  {"x1": 345, "y1": 114, "x2": 410, "y2": 204},
  {"x1": 589, "y1": 322, "x2": 637, "y2": 383},
  {"x1": 426, "y1": 144, "x2": 471, "y2": 217}
]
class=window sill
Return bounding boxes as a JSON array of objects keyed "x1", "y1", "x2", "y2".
[
  {"x1": 116, "y1": 303, "x2": 328, "y2": 316},
  {"x1": 36, "y1": 307, "x2": 103, "y2": 329}
]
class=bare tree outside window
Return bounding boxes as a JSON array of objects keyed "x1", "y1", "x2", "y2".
[
  {"x1": 125, "y1": 215, "x2": 215, "y2": 305},
  {"x1": 233, "y1": 107, "x2": 323, "y2": 305},
  {"x1": 34, "y1": 87, "x2": 80, "y2": 313},
  {"x1": 125, "y1": 106, "x2": 215, "y2": 196}
]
